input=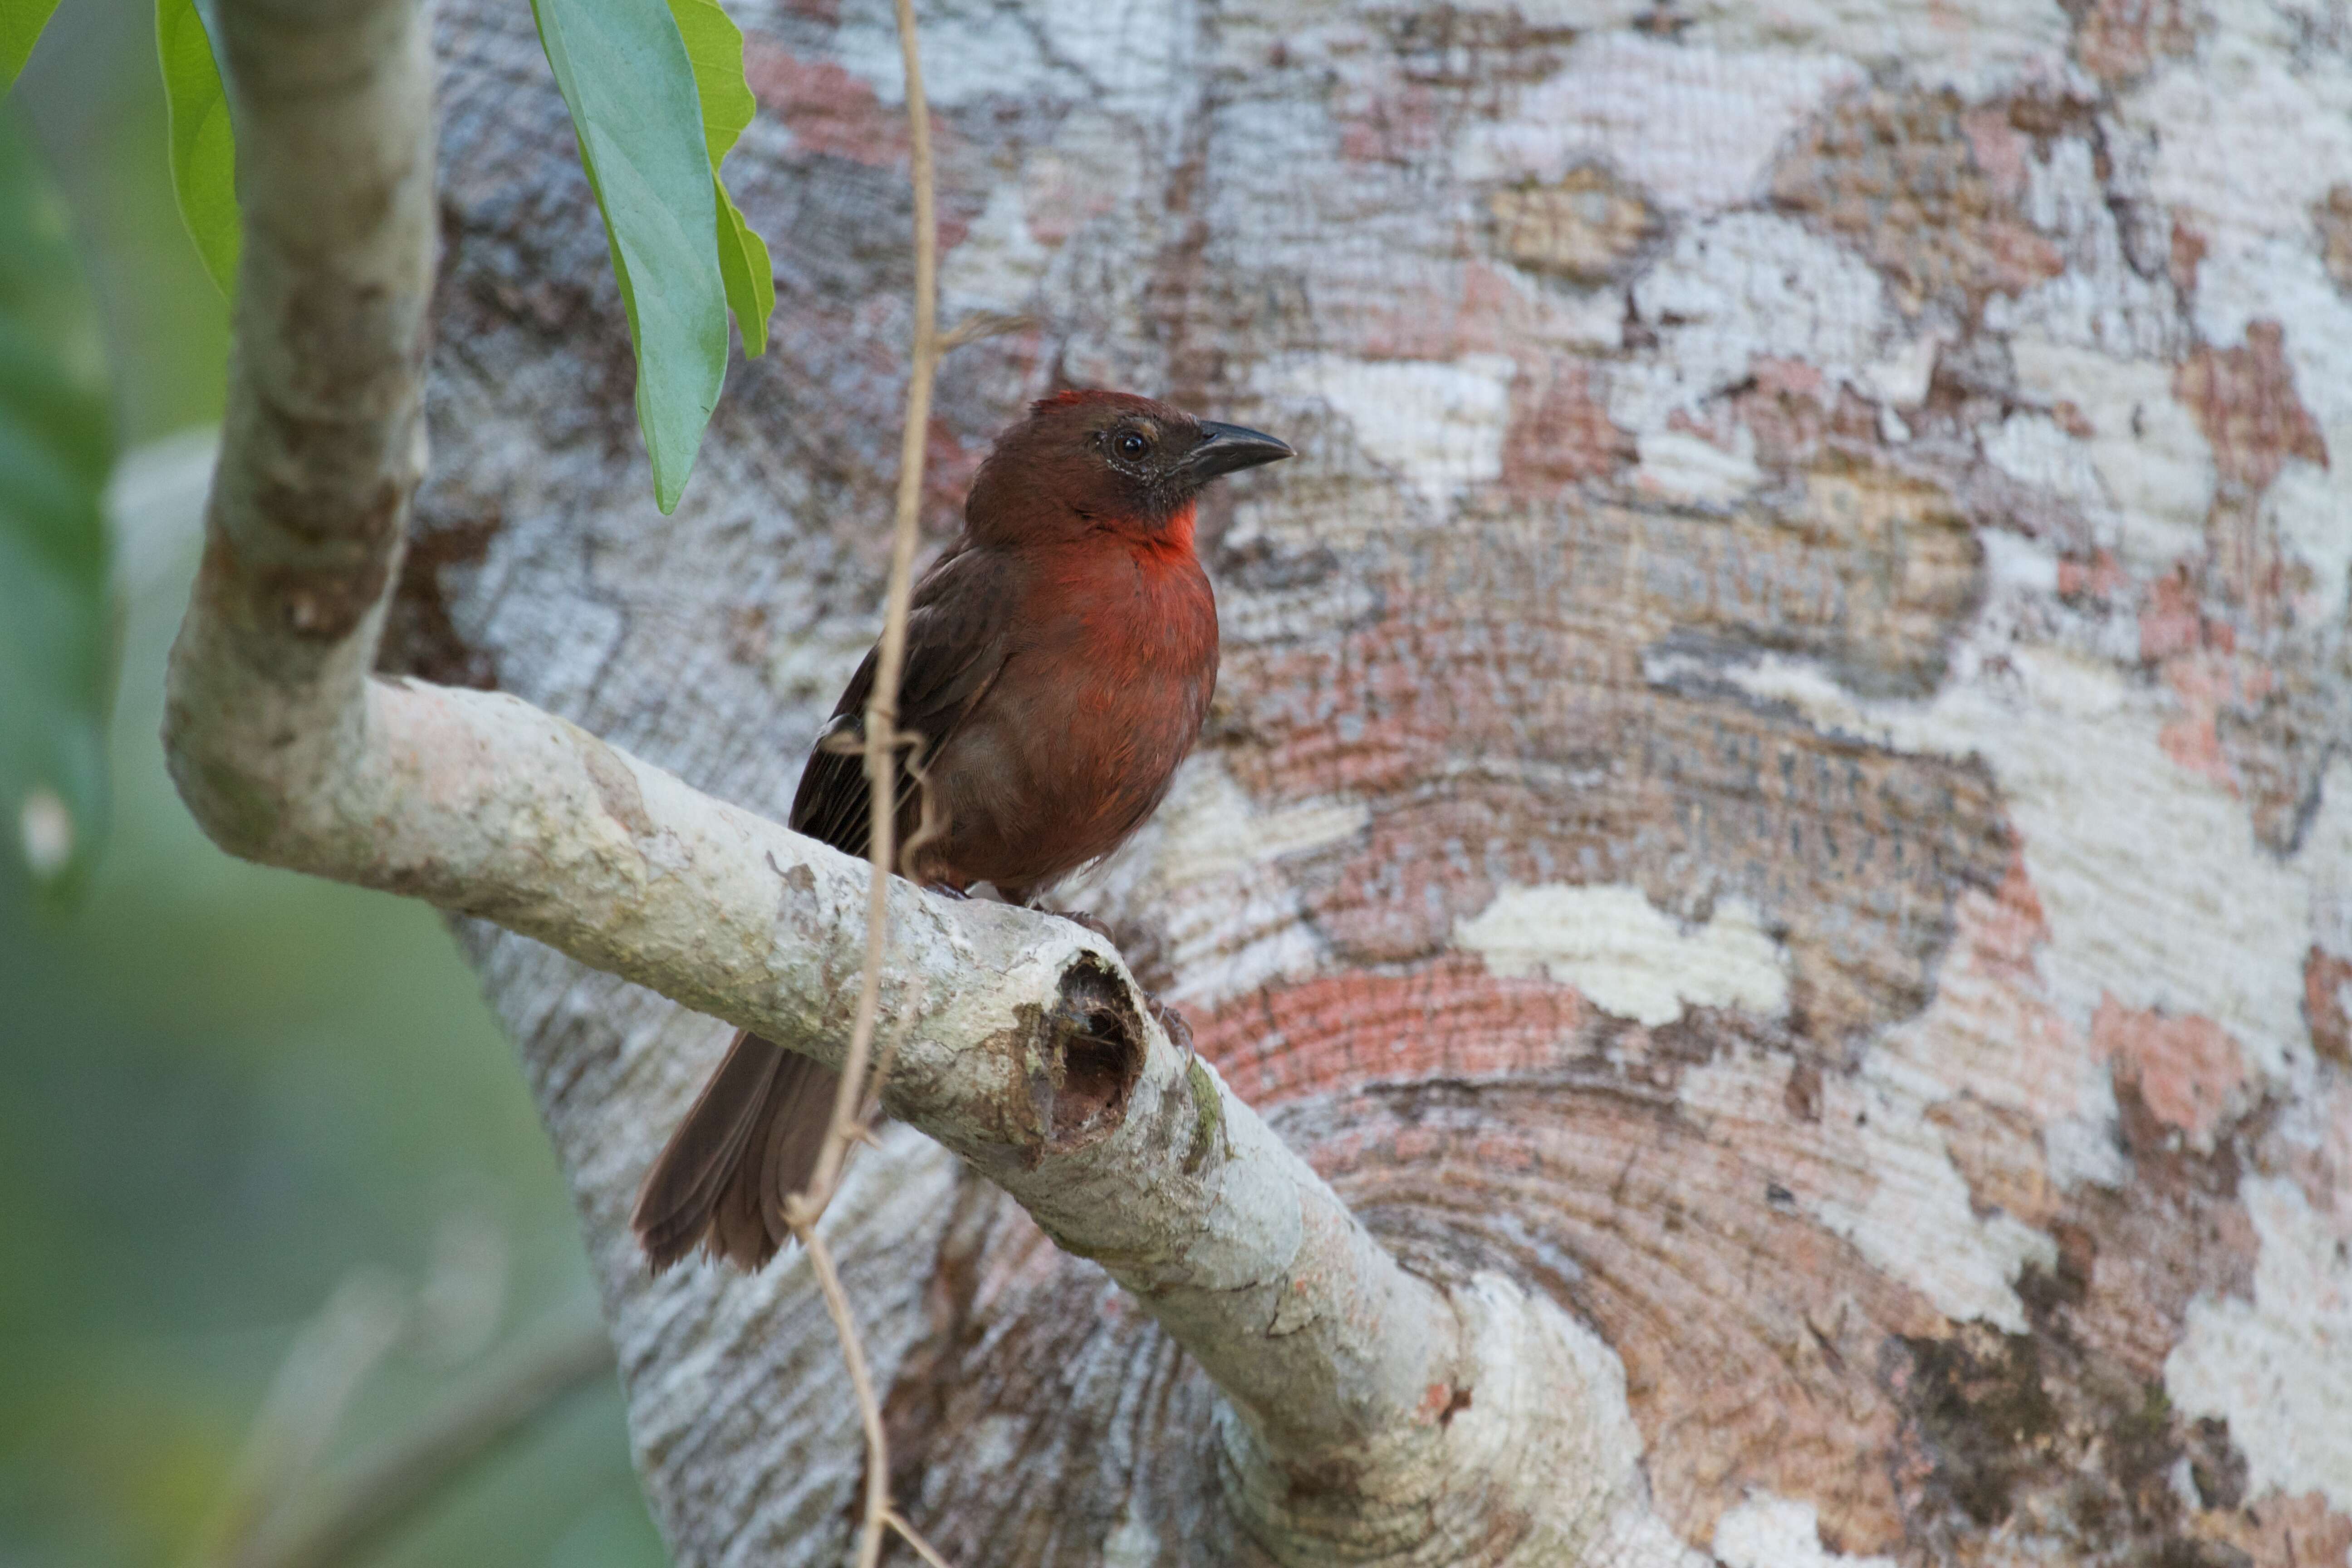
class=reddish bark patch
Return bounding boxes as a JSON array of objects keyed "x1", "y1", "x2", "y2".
[
  {"x1": 2174, "y1": 321, "x2": 2329, "y2": 499},
  {"x1": 2307, "y1": 947, "x2": 2352, "y2": 1068},
  {"x1": 2318, "y1": 185, "x2": 2352, "y2": 292},
  {"x1": 1499, "y1": 359, "x2": 1636, "y2": 494},
  {"x1": 2132, "y1": 535, "x2": 2343, "y2": 852},
  {"x1": 1295, "y1": 1075, "x2": 1942, "y2": 1554},
  {"x1": 1223, "y1": 485, "x2": 1996, "y2": 1043},
  {"x1": 1906, "y1": 852, "x2": 2085, "y2": 1195},
  {"x1": 2070, "y1": 0, "x2": 2200, "y2": 83},
  {"x1": 2092, "y1": 998, "x2": 2249, "y2": 1145},
  {"x1": 2157, "y1": 648, "x2": 2274, "y2": 790},
  {"x1": 2073, "y1": 1075, "x2": 2263, "y2": 1381},
  {"x1": 2058, "y1": 547, "x2": 2129, "y2": 605},
  {"x1": 1931, "y1": 1095, "x2": 2059, "y2": 1227},
  {"x1": 1338, "y1": 79, "x2": 1444, "y2": 165},
  {"x1": 1959, "y1": 104, "x2": 2031, "y2": 202},
  {"x1": 1771, "y1": 88, "x2": 2066, "y2": 314},
  {"x1": 2217, "y1": 640, "x2": 2352, "y2": 854},
  {"x1": 2172, "y1": 214, "x2": 2210, "y2": 296},
  {"x1": 2141, "y1": 567, "x2": 2212, "y2": 664},
  {"x1": 2197, "y1": 1488, "x2": 2352, "y2": 1567},
  {"x1": 1191, "y1": 959, "x2": 1590, "y2": 1106},
  {"x1": 742, "y1": 38, "x2": 910, "y2": 167},
  {"x1": 1732, "y1": 363, "x2": 1886, "y2": 473}
]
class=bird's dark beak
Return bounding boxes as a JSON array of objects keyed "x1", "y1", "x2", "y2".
[{"x1": 1183, "y1": 420, "x2": 1294, "y2": 482}]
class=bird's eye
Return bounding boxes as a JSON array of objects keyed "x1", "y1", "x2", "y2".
[{"x1": 1117, "y1": 431, "x2": 1150, "y2": 461}]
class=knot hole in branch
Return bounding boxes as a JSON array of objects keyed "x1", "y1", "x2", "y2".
[{"x1": 1029, "y1": 954, "x2": 1144, "y2": 1157}]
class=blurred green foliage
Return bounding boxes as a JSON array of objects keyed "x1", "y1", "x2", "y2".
[
  {"x1": 2, "y1": 4, "x2": 671, "y2": 1565},
  {"x1": 1, "y1": 0, "x2": 62, "y2": 86},
  {"x1": 0, "y1": 112, "x2": 114, "y2": 904}
]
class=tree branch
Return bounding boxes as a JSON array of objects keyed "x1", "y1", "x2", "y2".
[{"x1": 159, "y1": 0, "x2": 1651, "y2": 1558}]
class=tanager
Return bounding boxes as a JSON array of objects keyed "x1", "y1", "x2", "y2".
[{"x1": 633, "y1": 389, "x2": 1291, "y2": 1270}]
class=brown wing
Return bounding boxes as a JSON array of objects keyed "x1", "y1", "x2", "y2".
[
  {"x1": 789, "y1": 541, "x2": 1018, "y2": 863},
  {"x1": 630, "y1": 544, "x2": 1020, "y2": 1273}
]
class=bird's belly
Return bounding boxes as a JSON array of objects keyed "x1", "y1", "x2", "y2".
[{"x1": 924, "y1": 657, "x2": 1207, "y2": 897}]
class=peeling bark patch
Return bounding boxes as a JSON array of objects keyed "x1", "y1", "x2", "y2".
[
  {"x1": 1771, "y1": 88, "x2": 2065, "y2": 314},
  {"x1": 1653, "y1": 466, "x2": 1986, "y2": 697},
  {"x1": 2318, "y1": 186, "x2": 2352, "y2": 294},
  {"x1": 2306, "y1": 948, "x2": 2352, "y2": 1067},
  {"x1": 1499, "y1": 359, "x2": 1636, "y2": 495},
  {"x1": 740, "y1": 36, "x2": 908, "y2": 169},
  {"x1": 1412, "y1": 1379, "x2": 1474, "y2": 1427},
  {"x1": 2174, "y1": 322, "x2": 2329, "y2": 500},
  {"x1": 2216, "y1": 636, "x2": 2351, "y2": 856},
  {"x1": 1892, "y1": 1318, "x2": 2244, "y2": 1564},
  {"x1": 1930, "y1": 1096, "x2": 2058, "y2": 1230},
  {"x1": 2068, "y1": 0, "x2": 2199, "y2": 84},
  {"x1": 2092, "y1": 998, "x2": 2249, "y2": 1147},
  {"x1": 1456, "y1": 882, "x2": 1789, "y2": 1027},
  {"x1": 581, "y1": 740, "x2": 655, "y2": 838},
  {"x1": 1488, "y1": 167, "x2": 1661, "y2": 286},
  {"x1": 1730, "y1": 370, "x2": 1887, "y2": 479}
]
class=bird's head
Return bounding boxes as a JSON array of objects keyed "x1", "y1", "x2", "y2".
[{"x1": 965, "y1": 389, "x2": 1292, "y2": 548}]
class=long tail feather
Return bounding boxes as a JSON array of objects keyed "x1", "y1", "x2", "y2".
[{"x1": 632, "y1": 1032, "x2": 843, "y2": 1271}]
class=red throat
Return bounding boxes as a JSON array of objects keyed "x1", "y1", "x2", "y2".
[{"x1": 1132, "y1": 499, "x2": 1198, "y2": 568}]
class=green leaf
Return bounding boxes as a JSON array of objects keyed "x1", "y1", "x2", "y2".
[
  {"x1": 664, "y1": 0, "x2": 773, "y2": 358},
  {"x1": 0, "y1": 114, "x2": 115, "y2": 903},
  {"x1": 666, "y1": 0, "x2": 754, "y2": 164},
  {"x1": 2, "y1": 0, "x2": 64, "y2": 88},
  {"x1": 712, "y1": 176, "x2": 773, "y2": 358},
  {"x1": 531, "y1": 0, "x2": 728, "y2": 513},
  {"x1": 156, "y1": 0, "x2": 237, "y2": 297}
]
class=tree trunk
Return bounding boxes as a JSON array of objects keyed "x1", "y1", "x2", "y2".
[{"x1": 396, "y1": 0, "x2": 2352, "y2": 1563}]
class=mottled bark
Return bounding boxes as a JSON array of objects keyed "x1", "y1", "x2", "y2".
[{"x1": 395, "y1": 0, "x2": 2352, "y2": 1564}]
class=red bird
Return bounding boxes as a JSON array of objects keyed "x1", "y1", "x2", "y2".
[{"x1": 632, "y1": 390, "x2": 1292, "y2": 1270}]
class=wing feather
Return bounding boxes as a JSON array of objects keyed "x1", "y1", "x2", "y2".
[{"x1": 789, "y1": 544, "x2": 1016, "y2": 862}]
